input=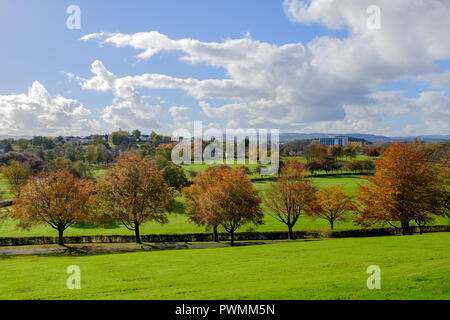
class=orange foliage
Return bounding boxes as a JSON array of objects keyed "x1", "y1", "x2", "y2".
[
  {"x1": 308, "y1": 185, "x2": 356, "y2": 230},
  {"x1": 183, "y1": 165, "x2": 263, "y2": 246},
  {"x1": 95, "y1": 153, "x2": 174, "y2": 243},
  {"x1": 266, "y1": 160, "x2": 319, "y2": 239},
  {"x1": 355, "y1": 142, "x2": 448, "y2": 234},
  {"x1": 13, "y1": 169, "x2": 94, "y2": 245}
]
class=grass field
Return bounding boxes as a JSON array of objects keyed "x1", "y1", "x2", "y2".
[
  {"x1": 0, "y1": 175, "x2": 374, "y2": 237},
  {"x1": 0, "y1": 174, "x2": 447, "y2": 237},
  {"x1": 0, "y1": 233, "x2": 448, "y2": 300},
  {"x1": 0, "y1": 173, "x2": 13, "y2": 200}
]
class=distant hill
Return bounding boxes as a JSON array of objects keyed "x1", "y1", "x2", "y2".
[
  {"x1": 0, "y1": 135, "x2": 33, "y2": 140},
  {"x1": 279, "y1": 133, "x2": 449, "y2": 144},
  {"x1": 391, "y1": 135, "x2": 450, "y2": 143}
]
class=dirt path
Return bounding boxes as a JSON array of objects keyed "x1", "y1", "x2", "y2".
[{"x1": 0, "y1": 240, "x2": 300, "y2": 256}]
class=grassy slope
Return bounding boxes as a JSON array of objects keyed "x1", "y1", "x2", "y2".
[{"x1": 0, "y1": 233, "x2": 448, "y2": 300}]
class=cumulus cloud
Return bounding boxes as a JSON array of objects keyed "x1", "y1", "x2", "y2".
[
  {"x1": 79, "y1": 0, "x2": 450, "y2": 134},
  {"x1": 169, "y1": 106, "x2": 190, "y2": 122},
  {"x1": 81, "y1": 60, "x2": 162, "y2": 130},
  {"x1": 0, "y1": 81, "x2": 99, "y2": 136}
]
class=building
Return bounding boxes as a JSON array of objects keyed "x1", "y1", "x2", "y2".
[
  {"x1": 317, "y1": 136, "x2": 349, "y2": 147},
  {"x1": 139, "y1": 135, "x2": 151, "y2": 142}
]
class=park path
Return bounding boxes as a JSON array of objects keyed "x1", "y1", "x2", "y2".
[{"x1": 0, "y1": 240, "x2": 298, "y2": 256}]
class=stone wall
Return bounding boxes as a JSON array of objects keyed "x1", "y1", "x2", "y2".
[
  {"x1": 0, "y1": 225, "x2": 448, "y2": 247},
  {"x1": 0, "y1": 199, "x2": 13, "y2": 208}
]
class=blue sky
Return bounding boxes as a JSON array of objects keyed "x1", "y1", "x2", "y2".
[{"x1": 0, "y1": 0, "x2": 449, "y2": 137}]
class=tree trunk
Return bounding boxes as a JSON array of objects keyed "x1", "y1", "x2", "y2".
[
  {"x1": 135, "y1": 223, "x2": 142, "y2": 244},
  {"x1": 330, "y1": 220, "x2": 334, "y2": 230},
  {"x1": 401, "y1": 221, "x2": 410, "y2": 235},
  {"x1": 58, "y1": 226, "x2": 65, "y2": 246},
  {"x1": 230, "y1": 230, "x2": 235, "y2": 247},
  {"x1": 418, "y1": 224, "x2": 424, "y2": 235},
  {"x1": 288, "y1": 225, "x2": 295, "y2": 240},
  {"x1": 213, "y1": 226, "x2": 219, "y2": 242}
]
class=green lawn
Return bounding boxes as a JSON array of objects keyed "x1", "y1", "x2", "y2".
[
  {"x1": 0, "y1": 233, "x2": 448, "y2": 300},
  {"x1": 0, "y1": 174, "x2": 447, "y2": 237},
  {"x1": 0, "y1": 176, "x2": 372, "y2": 237},
  {"x1": 0, "y1": 173, "x2": 13, "y2": 200}
]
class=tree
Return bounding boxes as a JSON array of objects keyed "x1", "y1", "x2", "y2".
[
  {"x1": 365, "y1": 148, "x2": 380, "y2": 157},
  {"x1": 110, "y1": 130, "x2": 133, "y2": 147},
  {"x1": 183, "y1": 166, "x2": 224, "y2": 242},
  {"x1": 305, "y1": 141, "x2": 327, "y2": 163},
  {"x1": 139, "y1": 143, "x2": 156, "y2": 159},
  {"x1": 306, "y1": 161, "x2": 322, "y2": 175},
  {"x1": 161, "y1": 163, "x2": 190, "y2": 191},
  {"x1": 85, "y1": 145, "x2": 99, "y2": 164},
  {"x1": 4, "y1": 142, "x2": 13, "y2": 153},
  {"x1": 32, "y1": 136, "x2": 55, "y2": 149},
  {"x1": 265, "y1": 161, "x2": 319, "y2": 239},
  {"x1": 1, "y1": 160, "x2": 31, "y2": 197},
  {"x1": 95, "y1": 153, "x2": 174, "y2": 244},
  {"x1": 16, "y1": 139, "x2": 30, "y2": 151},
  {"x1": 355, "y1": 142, "x2": 448, "y2": 235},
  {"x1": 237, "y1": 166, "x2": 251, "y2": 175},
  {"x1": 132, "y1": 129, "x2": 141, "y2": 140},
  {"x1": 0, "y1": 151, "x2": 44, "y2": 171},
  {"x1": 184, "y1": 166, "x2": 263, "y2": 246},
  {"x1": 328, "y1": 145, "x2": 343, "y2": 161},
  {"x1": 91, "y1": 135, "x2": 105, "y2": 146},
  {"x1": 13, "y1": 170, "x2": 93, "y2": 245},
  {"x1": 344, "y1": 146, "x2": 357, "y2": 160},
  {"x1": 46, "y1": 157, "x2": 91, "y2": 179},
  {"x1": 308, "y1": 185, "x2": 356, "y2": 230},
  {"x1": 319, "y1": 154, "x2": 336, "y2": 174}
]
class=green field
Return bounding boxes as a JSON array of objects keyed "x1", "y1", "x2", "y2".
[
  {"x1": 0, "y1": 173, "x2": 13, "y2": 200},
  {"x1": 0, "y1": 233, "x2": 448, "y2": 300},
  {"x1": 0, "y1": 174, "x2": 447, "y2": 237},
  {"x1": 0, "y1": 175, "x2": 373, "y2": 237}
]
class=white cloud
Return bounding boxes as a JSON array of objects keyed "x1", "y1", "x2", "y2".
[
  {"x1": 169, "y1": 106, "x2": 190, "y2": 122},
  {"x1": 81, "y1": 60, "x2": 162, "y2": 130},
  {"x1": 79, "y1": 0, "x2": 450, "y2": 135},
  {"x1": 416, "y1": 71, "x2": 450, "y2": 89},
  {"x1": 0, "y1": 81, "x2": 99, "y2": 136}
]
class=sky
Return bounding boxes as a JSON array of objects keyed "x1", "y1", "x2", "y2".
[{"x1": 0, "y1": 0, "x2": 449, "y2": 137}]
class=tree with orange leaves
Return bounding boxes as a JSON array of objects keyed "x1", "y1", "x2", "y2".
[
  {"x1": 355, "y1": 142, "x2": 448, "y2": 235},
  {"x1": 13, "y1": 169, "x2": 94, "y2": 245},
  {"x1": 183, "y1": 166, "x2": 223, "y2": 242},
  {"x1": 308, "y1": 185, "x2": 356, "y2": 230},
  {"x1": 265, "y1": 159, "x2": 319, "y2": 239},
  {"x1": 95, "y1": 153, "x2": 174, "y2": 244},
  {"x1": 184, "y1": 165, "x2": 263, "y2": 246}
]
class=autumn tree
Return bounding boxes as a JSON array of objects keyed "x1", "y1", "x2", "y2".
[
  {"x1": 265, "y1": 160, "x2": 319, "y2": 239},
  {"x1": 365, "y1": 148, "x2": 380, "y2": 157},
  {"x1": 328, "y1": 145, "x2": 343, "y2": 161},
  {"x1": 308, "y1": 185, "x2": 356, "y2": 230},
  {"x1": 95, "y1": 153, "x2": 174, "y2": 244},
  {"x1": 0, "y1": 151, "x2": 44, "y2": 171},
  {"x1": 13, "y1": 169, "x2": 93, "y2": 245},
  {"x1": 184, "y1": 166, "x2": 263, "y2": 246},
  {"x1": 355, "y1": 142, "x2": 448, "y2": 235},
  {"x1": 305, "y1": 141, "x2": 328, "y2": 163},
  {"x1": 1, "y1": 160, "x2": 32, "y2": 197},
  {"x1": 183, "y1": 166, "x2": 222, "y2": 242}
]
